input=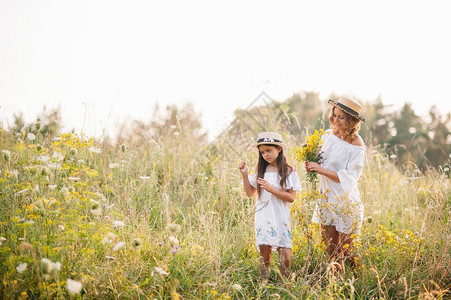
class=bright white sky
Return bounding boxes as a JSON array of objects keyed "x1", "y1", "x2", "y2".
[{"x1": 1, "y1": 0, "x2": 450, "y2": 139}]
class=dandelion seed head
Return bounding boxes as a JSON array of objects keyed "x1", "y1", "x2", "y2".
[
  {"x1": 69, "y1": 148, "x2": 78, "y2": 156},
  {"x1": 40, "y1": 258, "x2": 54, "y2": 274},
  {"x1": 66, "y1": 279, "x2": 83, "y2": 295},
  {"x1": 2, "y1": 150, "x2": 11, "y2": 161},
  {"x1": 132, "y1": 238, "x2": 142, "y2": 247},
  {"x1": 113, "y1": 242, "x2": 126, "y2": 252},
  {"x1": 167, "y1": 223, "x2": 181, "y2": 234}
]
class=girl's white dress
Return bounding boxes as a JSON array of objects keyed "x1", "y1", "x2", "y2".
[
  {"x1": 312, "y1": 129, "x2": 365, "y2": 235},
  {"x1": 249, "y1": 171, "x2": 302, "y2": 251}
]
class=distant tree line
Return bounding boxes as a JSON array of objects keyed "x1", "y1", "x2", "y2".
[
  {"x1": 260, "y1": 92, "x2": 450, "y2": 172},
  {"x1": 2, "y1": 92, "x2": 450, "y2": 172}
]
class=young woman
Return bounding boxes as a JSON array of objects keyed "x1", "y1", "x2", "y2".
[{"x1": 305, "y1": 96, "x2": 366, "y2": 273}]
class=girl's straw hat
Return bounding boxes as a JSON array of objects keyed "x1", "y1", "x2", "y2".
[
  {"x1": 328, "y1": 96, "x2": 365, "y2": 122},
  {"x1": 252, "y1": 132, "x2": 288, "y2": 151}
]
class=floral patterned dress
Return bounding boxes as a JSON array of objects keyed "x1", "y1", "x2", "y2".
[
  {"x1": 312, "y1": 129, "x2": 365, "y2": 235},
  {"x1": 249, "y1": 171, "x2": 302, "y2": 251}
]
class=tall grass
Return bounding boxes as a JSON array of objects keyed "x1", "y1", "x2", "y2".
[{"x1": 0, "y1": 128, "x2": 449, "y2": 299}]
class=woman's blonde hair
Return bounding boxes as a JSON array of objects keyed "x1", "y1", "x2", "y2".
[{"x1": 329, "y1": 107, "x2": 361, "y2": 143}]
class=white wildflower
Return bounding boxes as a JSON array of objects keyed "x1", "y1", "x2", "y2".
[
  {"x1": 58, "y1": 225, "x2": 65, "y2": 231},
  {"x1": 52, "y1": 151, "x2": 64, "y2": 162},
  {"x1": 68, "y1": 177, "x2": 80, "y2": 181},
  {"x1": 113, "y1": 241, "x2": 126, "y2": 252},
  {"x1": 444, "y1": 167, "x2": 450, "y2": 172},
  {"x1": 232, "y1": 284, "x2": 242, "y2": 291},
  {"x1": 25, "y1": 220, "x2": 35, "y2": 225},
  {"x1": 52, "y1": 136, "x2": 61, "y2": 141},
  {"x1": 9, "y1": 169, "x2": 19, "y2": 178},
  {"x1": 170, "y1": 125, "x2": 176, "y2": 129},
  {"x1": 48, "y1": 162, "x2": 61, "y2": 169},
  {"x1": 169, "y1": 236, "x2": 179, "y2": 245},
  {"x1": 112, "y1": 220, "x2": 125, "y2": 228},
  {"x1": 109, "y1": 163, "x2": 120, "y2": 169},
  {"x1": 16, "y1": 188, "x2": 29, "y2": 195},
  {"x1": 66, "y1": 279, "x2": 83, "y2": 295},
  {"x1": 107, "y1": 232, "x2": 117, "y2": 240},
  {"x1": 154, "y1": 267, "x2": 169, "y2": 276},
  {"x1": 27, "y1": 133, "x2": 36, "y2": 141},
  {"x1": 139, "y1": 176, "x2": 151, "y2": 180},
  {"x1": 390, "y1": 154, "x2": 397, "y2": 159},
  {"x1": 173, "y1": 131, "x2": 180, "y2": 136},
  {"x1": 102, "y1": 237, "x2": 113, "y2": 245},
  {"x1": 88, "y1": 146, "x2": 102, "y2": 154},
  {"x1": 37, "y1": 155, "x2": 51, "y2": 163},
  {"x1": 16, "y1": 262, "x2": 27, "y2": 273}
]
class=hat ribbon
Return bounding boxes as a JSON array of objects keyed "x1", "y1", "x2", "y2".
[{"x1": 257, "y1": 137, "x2": 282, "y2": 143}]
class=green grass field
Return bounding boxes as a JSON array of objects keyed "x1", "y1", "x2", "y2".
[{"x1": 0, "y1": 130, "x2": 449, "y2": 299}]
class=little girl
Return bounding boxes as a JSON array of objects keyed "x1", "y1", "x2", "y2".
[{"x1": 239, "y1": 132, "x2": 302, "y2": 279}]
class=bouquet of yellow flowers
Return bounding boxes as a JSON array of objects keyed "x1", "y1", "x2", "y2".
[{"x1": 292, "y1": 129, "x2": 325, "y2": 182}]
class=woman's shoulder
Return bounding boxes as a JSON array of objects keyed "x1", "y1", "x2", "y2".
[{"x1": 351, "y1": 135, "x2": 364, "y2": 147}]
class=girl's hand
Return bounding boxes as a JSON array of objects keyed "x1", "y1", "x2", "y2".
[
  {"x1": 305, "y1": 162, "x2": 323, "y2": 174},
  {"x1": 238, "y1": 161, "x2": 248, "y2": 174},
  {"x1": 257, "y1": 178, "x2": 274, "y2": 193}
]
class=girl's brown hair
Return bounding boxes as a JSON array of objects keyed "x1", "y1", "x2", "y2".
[
  {"x1": 329, "y1": 107, "x2": 361, "y2": 143},
  {"x1": 256, "y1": 145, "x2": 293, "y2": 198}
]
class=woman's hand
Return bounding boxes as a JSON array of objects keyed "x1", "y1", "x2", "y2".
[
  {"x1": 257, "y1": 178, "x2": 275, "y2": 193},
  {"x1": 305, "y1": 162, "x2": 324, "y2": 174},
  {"x1": 238, "y1": 161, "x2": 248, "y2": 174}
]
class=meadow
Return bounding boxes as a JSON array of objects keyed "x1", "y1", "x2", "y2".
[{"x1": 0, "y1": 125, "x2": 450, "y2": 299}]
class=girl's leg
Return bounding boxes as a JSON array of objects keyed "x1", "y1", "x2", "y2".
[
  {"x1": 259, "y1": 245, "x2": 272, "y2": 279},
  {"x1": 277, "y1": 247, "x2": 292, "y2": 278}
]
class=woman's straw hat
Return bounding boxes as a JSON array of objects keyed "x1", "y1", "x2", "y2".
[
  {"x1": 328, "y1": 96, "x2": 365, "y2": 122},
  {"x1": 252, "y1": 132, "x2": 287, "y2": 151}
]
